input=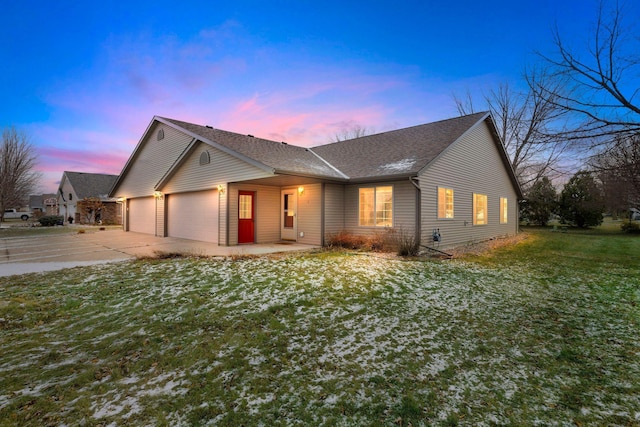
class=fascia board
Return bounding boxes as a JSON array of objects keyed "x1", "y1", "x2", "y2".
[
  {"x1": 416, "y1": 112, "x2": 492, "y2": 177},
  {"x1": 414, "y1": 113, "x2": 523, "y2": 199},
  {"x1": 272, "y1": 169, "x2": 349, "y2": 183},
  {"x1": 109, "y1": 117, "x2": 159, "y2": 197},
  {"x1": 154, "y1": 137, "x2": 198, "y2": 190}
]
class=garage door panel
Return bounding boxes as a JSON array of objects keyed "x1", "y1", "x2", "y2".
[
  {"x1": 128, "y1": 197, "x2": 155, "y2": 235},
  {"x1": 167, "y1": 190, "x2": 218, "y2": 243}
]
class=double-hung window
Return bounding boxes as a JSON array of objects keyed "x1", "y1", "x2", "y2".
[
  {"x1": 437, "y1": 187, "x2": 454, "y2": 219},
  {"x1": 500, "y1": 197, "x2": 508, "y2": 224},
  {"x1": 473, "y1": 193, "x2": 488, "y2": 225},
  {"x1": 359, "y1": 186, "x2": 393, "y2": 227}
]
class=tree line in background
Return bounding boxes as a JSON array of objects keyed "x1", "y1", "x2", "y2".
[{"x1": 455, "y1": 0, "x2": 639, "y2": 230}]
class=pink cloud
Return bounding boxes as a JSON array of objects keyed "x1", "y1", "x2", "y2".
[{"x1": 30, "y1": 21, "x2": 466, "y2": 192}]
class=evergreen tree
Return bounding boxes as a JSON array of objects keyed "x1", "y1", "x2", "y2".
[
  {"x1": 523, "y1": 176, "x2": 557, "y2": 226},
  {"x1": 558, "y1": 171, "x2": 605, "y2": 228}
]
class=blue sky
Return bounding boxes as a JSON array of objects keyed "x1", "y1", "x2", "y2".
[{"x1": 1, "y1": 0, "x2": 632, "y2": 193}]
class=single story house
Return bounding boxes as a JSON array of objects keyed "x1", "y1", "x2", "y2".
[
  {"x1": 109, "y1": 112, "x2": 522, "y2": 248},
  {"x1": 58, "y1": 171, "x2": 122, "y2": 224}
]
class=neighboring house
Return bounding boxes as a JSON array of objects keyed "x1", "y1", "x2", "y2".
[
  {"x1": 110, "y1": 112, "x2": 522, "y2": 248},
  {"x1": 58, "y1": 171, "x2": 122, "y2": 225},
  {"x1": 631, "y1": 208, "x2": 640, "y2": 221},
  {"x1": 29, "y1": 194, "x2": 58, "y2": 216}
]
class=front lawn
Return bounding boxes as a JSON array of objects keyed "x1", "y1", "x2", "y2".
[{"x1": 0, "y1": 228, "x2": 639, "y2": 426}]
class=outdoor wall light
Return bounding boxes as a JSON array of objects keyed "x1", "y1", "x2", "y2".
[
  {"x1": 153, "y1": 191, "x2": 164, "y2": 200},
  {"x1": 298, "y1": 186, "x2": 304, "y2": 196},
  {"x1": 217, "y1": 184, "x2": 225, "y2": 194}
]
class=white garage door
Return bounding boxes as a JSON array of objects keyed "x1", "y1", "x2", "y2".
[
  {"x1": 167, "y1": 190, "x2": 219, "y2": 243},
  {"x1": 128, "y1": 197, "x2": 156, "y2": 235}
]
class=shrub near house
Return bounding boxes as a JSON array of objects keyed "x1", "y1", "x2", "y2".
[{"x1": 38, "y1": 215, "x2": 64, "y2": 226}]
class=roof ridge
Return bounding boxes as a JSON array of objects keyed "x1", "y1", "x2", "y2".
[
  {"x1": 310, "y1": 111, "x2": 489, "y2": 149},
  {"x1": 161, "y1": 116, "x2": 289, "y2": 147}
]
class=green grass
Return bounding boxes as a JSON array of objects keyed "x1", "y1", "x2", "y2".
[{"x1": 0, "y1": 227, "x2": 639, "y2": 426}]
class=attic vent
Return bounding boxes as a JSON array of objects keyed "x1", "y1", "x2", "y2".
[
  {"x1": 157, "y1": 129, "x2": 165, "y2": 140},
  {"x1": 199, "y1": 151, "x2": 210, "y2": 165},
  {"x1": 247, "y1": 134, "x2": 254, "y2": 138}
]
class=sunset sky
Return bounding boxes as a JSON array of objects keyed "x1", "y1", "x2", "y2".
[{"x1": 2, "y1": 0, "x2": 636, "y2": 193}]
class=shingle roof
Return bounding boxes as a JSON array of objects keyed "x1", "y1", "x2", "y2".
[
  {"x1": 63, "y1": 172, "x2": 119, "y2": 200},
  {"x1": 161, "y1": 113, "x2": 491, "y2": 181},
  {"x1": 311, "y1": 112, "x2": 489, "y2": 179},
  {"x1": 159, "y1": 118, "x2": 347, "y2": 179}
]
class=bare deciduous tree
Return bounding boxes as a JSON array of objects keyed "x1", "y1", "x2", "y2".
[
  {"x1": 330, "y1": 124, "x2": 373, "y2": 143},
  {"x1": 80, "y1": 197, "x2": 105, "y2": 224},
  {"x1": 0, "y1": 126, "x2": 40, "y2": 221},
  {"x1": 530, "y1": 1, "x2": 640, "y2": 143},
  {"x1": 589, "y1": 133, "x2": 640, "y2": 215},
  {"x1": 454, "y1": 80, "x2": 569, "y2": 188}
]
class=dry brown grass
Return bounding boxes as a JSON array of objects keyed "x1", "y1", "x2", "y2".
[{"x1": 449, "y1": 233, "x2": 529, "y2": 258}]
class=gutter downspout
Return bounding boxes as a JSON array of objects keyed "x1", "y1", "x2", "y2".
[
  {"x1": 321, "y1": 183, "x2": 326, "y2": 247},
  {"x1": 409, "y1": 177, "x2": 421, "y2": 246}
]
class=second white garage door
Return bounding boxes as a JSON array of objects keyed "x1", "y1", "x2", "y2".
[{"x1": 167, "y1": 190, "x2": 219, "y2": 243}]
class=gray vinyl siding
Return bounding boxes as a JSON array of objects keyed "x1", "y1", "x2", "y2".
[
  {"x1": 228, "y1": 184, "x2": 280, "y2": 245},
  {"x1": 324, "y1": 183, "x2": 345, "y2": 240},
  {"x1": 419, "y1": 121, "x2": 519, "y2": 248},
  {"x1": 343, "y1": 180, "x2": 416, "y2": 236},
  {"x1": 160, "y1": 142, "x2": 272, "y2": 194},
  {"x1": 296, "y1": 183, "x2": 322, "y2": 245},
  {"x1": 114, "y1": 123, "x2": 194, "y2": 198}
]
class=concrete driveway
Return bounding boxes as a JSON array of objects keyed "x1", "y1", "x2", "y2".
[{"x1": 0, "y1": 228, "x2": 318, "y2": 277}]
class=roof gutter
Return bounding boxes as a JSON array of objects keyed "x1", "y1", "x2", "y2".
[
  {"x1": 272, "y1": 169, "x2": 349, "y2": 183},
  {"x1": 347, "y1": 172, "x2": 416, "y2": 184}
]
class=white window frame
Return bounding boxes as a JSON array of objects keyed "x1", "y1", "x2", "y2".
[
  {"x1": 359, "y1": 186, "x2": 393, "y2": 227},
  {"x1": 437, "y1": 187, "x2": 454, "y2": 219},
  {"x1": 473, "y1": 193, "x2": 488, "y2": 226}
]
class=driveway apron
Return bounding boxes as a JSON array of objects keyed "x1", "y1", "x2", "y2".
[{"x1": 0, "y1": 229, "x2": 317, "y2": 277}]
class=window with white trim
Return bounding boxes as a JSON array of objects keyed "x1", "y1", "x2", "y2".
[
  {"x1": 359, "y1": 186, "x2": 393, "y2": 227},
  {"x1": 500, "y1": 197, "x2": 508, "y2": 224},
  {"x1": 437, "y1": 187, "x2": 454, "y2": 219},
  {"x1": 473, "y1": 193, "x2": 487, "y2": 225}
]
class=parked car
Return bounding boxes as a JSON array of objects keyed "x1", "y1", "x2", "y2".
[{"x1": 3, "y1": 209, "x2": 30, "y2": 221}]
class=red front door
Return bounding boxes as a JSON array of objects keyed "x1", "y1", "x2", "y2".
[{"x1": 238, "y1": 191, "x2": 255, "y2": 244}]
